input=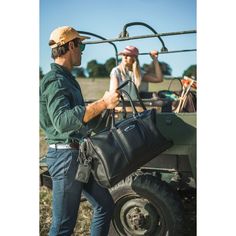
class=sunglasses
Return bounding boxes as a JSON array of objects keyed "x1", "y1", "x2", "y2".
[
  {"x1": 79, "y1": 43, "x2": 85, "y2": 52},
  {"x1": 72, "y1": 38, "x2": 86, "y2": 52}
]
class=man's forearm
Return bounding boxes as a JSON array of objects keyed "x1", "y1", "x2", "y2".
[{"x1": 83, "y1": 99, "x2": 107, "y2": 123}]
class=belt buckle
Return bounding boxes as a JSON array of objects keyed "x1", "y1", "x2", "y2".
[{"x1": 69, "y1": 143, "x2": 80, "y2": 149}]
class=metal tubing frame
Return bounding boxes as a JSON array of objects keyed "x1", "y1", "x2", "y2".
[
  {"x1": 119, "y1": 22, "x2": 168, "y2": 52},
  {"x1": 139, "y1": 49, "x2": 196, "y2": 55},
  {"x1": 78, "y1": 31, "x2": 119, "y2": 65},
  {"x1": 79, "y1": 26, "x2": 196, "y2": 58},
  {"x1": 83, "y1": 30, "x2": 196, "y2": 45}
]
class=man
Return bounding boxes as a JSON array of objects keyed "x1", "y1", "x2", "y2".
[{"x1": 40, "y1": 26, "x2": 120, "y2": 236}]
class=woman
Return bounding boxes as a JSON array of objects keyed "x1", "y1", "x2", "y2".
[{"x1": 109, "y1": 45, "x2": 163, "y2": 99}]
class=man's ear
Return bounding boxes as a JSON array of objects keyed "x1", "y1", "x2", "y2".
[{"x1": 68, "y1": 41, "x2": 74, "y2": 50}]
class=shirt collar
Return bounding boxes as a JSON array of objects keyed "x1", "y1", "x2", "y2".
[{"x1": 50, "y1": 63, "x2": 75, "y2": 80}]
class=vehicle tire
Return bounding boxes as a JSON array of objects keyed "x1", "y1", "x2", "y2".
[{"x1": 109, "y1": 174, "x2": 184, "y2": 236}]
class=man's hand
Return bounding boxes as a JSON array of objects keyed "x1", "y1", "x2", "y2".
[
  {"x1": 83, "y1": 91, "x2": 119, "y2": 123},
  {"x1": 102, "y1": 91, "x2": 120, "y2": 109}
]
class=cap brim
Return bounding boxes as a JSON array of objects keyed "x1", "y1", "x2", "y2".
[
  {"x1": 118, "y1": 52, "x2": 137, "y2": 57},
  {"x1": 118, "y1": 51, "x2": 130, "y2": 55},
  {"x1": 79, "y1": 35, "x2": 90, "y2": 41},
  {"x1": 49, "y1": 35, "x2": 90, "y2": 48}
]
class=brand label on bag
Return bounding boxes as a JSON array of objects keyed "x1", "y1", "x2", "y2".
[{"x1": 124, "y1": 124, "x2": 136, "y2": 132}]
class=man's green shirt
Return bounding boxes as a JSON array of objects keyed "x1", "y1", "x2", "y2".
[{"x1": 40, "y1": 63, "x2": 88, "y2": 144}]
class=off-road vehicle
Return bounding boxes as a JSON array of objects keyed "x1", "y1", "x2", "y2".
[{"x1": 40, "y1": 22, "x2": 196, "y2": 236}]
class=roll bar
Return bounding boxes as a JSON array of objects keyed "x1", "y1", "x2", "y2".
[
  {"x1": 119, "y1": 22, "x2": 168, "y2": 52},
  {"x1": 82, "y1": 30, "x2": 196, "y2": 45},
  {"x1": 79, "y1": 22, "x2": 196, "y2": 57},
  {"x1": 78, "y1": 31, "x2": 119, "y2": 65}
]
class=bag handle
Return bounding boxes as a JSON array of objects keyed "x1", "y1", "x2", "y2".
[
  {"x1": 117, "y1": 79, "x2": 147, "y2": 111},
  {"x1": 110, "y1": 80, "x2": 148, "y2": 128},
  {"x1": 119, "y1": 94, "x2": 127, "y2": 119},
  {"x1": 117, "y1": 79, "x2": 131, "y2": 90},
  {"x1": 119, "y1": 89, "x2": 138, "y2": 115},
  {"x1": 111, "y1": 88, "x2": 143, "y2": 128},
  {"x1": 88, "y1": 79, "x2": 146, "y2": 132}
]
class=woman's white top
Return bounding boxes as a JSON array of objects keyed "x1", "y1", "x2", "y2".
[{"x1": 110, "y1": 66, "x2": 147, "y2": 100}]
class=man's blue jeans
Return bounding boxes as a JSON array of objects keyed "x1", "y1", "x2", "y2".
[{"x1": 46, "y1": 147, "x2": 114, "y2": 236}]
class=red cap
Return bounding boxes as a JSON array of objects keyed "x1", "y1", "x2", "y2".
[{"x1": 118, "y1": 46, "x2": 139, "y2": 57}]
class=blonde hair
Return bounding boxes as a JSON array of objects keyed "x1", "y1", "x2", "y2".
[
  {"x1": 120, "y1": 57, "x2": 142, "y2": 89},
  {"x1": 132, "y1": 57, "x2": 142, "y2": 88}
]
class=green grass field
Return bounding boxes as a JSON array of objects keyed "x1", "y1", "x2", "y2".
[{"x1": 78, "y1": 77, "x2": 181, "y2": 100}]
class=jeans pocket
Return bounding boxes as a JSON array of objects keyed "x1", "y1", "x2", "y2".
[
  {"x1": 45, "y1": 148, "x2": 57, "y2": 174},
  {"x1": 64, "y1": 149, "x2": 79, "y2": 177},
  {"x1": 63, "y1": 152, "x2": 73, "y2": 176},
  {"x1": 46, "y1": 148, "x2": 78, "y2": 180}
]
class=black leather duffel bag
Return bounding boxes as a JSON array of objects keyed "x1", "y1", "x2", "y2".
[{"x1": 78, "y1": 81, "x2": 173, "y2": 188}]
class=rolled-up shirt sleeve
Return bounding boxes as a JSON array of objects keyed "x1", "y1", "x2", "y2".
[{"x1": 44, "y1": 79, "x2": 86, "y2": 133}]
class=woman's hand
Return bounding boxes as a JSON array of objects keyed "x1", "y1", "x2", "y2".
[
  {"x1": 143, "y1": 50, "x2": 163, "y2": 83},
  {"x1": 149, "y1": 50, "x2": 159, "y2": 60}
]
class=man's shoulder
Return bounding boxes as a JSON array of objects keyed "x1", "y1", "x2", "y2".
[
  {"x1": 44, "y1": 69, "x2": 65, "y2": 81},
  {"x1": 40, "y1": 70, "x2": 65, "y2": 92}
]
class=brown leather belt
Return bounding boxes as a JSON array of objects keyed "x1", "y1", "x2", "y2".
[{"x1": 69, "y1": 143, "x2": 80, "y2": 149}]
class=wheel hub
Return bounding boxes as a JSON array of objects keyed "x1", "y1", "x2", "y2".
[
  {"x1": 127, "y1": 207, "x2": 146, "y2": 230},
  {"x1": 120, "y1": 198, "x2": 160, "y2": 235}
]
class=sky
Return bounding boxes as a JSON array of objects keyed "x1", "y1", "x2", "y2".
[{"x1": 40, "y1": 0, "x2": 196, "y2": 77}]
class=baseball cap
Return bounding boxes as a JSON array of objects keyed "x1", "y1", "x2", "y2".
[
  {"x1": 118, "y1": 46, "x2": 139, "y2": 57},
  {"x1": 49, "y1": 26, "x2": 90, "y2": 48}
]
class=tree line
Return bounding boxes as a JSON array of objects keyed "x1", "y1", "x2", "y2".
[{"x1": 40, "y1": 58, "x2": 196, "y2": 79}]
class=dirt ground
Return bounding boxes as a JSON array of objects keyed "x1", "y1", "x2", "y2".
[{"x1": 40, "y1": 186, "x2": 196, "y2": 236}]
